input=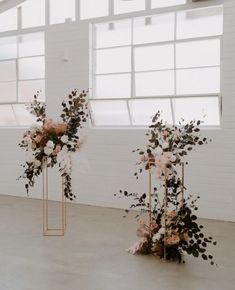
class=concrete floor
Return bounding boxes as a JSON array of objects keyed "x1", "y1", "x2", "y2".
[{"x1": 0, "y1": 195, "x2": 234, "y2": 290}]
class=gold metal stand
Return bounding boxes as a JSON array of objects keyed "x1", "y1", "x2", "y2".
[
  {"x1": 42, "y1": 159, "x2": 67, "y2": 236},
  {"x1": 148, "y1": 162, "x2": 185, "y2": 261}
]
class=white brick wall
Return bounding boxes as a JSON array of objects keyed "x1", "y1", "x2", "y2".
[{"x1": 0, "y1": 0, "x2": 235, "y2": 221}]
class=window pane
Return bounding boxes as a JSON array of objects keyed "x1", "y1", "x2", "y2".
[
  {"x1": 80, "y1": 0, "x2": 108, "y2": 20},
  {"x1": 96, "y1": 47, "x2": 131, "y2": 74},
  {"x1": 50, "y1": 0, "x2": 75, "y2": 24},
  {"x1": 129, "y1": 98, "x2": 173, "y2": 125},
  {"x1": 90, "y1": 100, "x2": 130, "y2": 126},
  {"x1": 13, "y1": 104, "x2": 36, "y2": 126},
  {"x1": 21, "y1": 0, "x2": 45, "y2": 28},
  {"x1": 0, "y1": 8, "x2": 17, "y2": 32},
  {"x1": 135, "y1": 71, "x2": 174, "y2": 96},
  {"x1": 135, "y1": 44, "x2": 174, "y2": 71},
  {"x1": 176, "y1": 39, "x2": 220, "y2": 69},
  {"x1": 152, "y1": 0, "x2": 186, "y2": 8},
  {"x1": 176, "y1": 67, "x2": 220, "y2": 95},
  {"x1": 19, "y1": 32, "x2": 44, "y2": 57},
  {"x1": 0, "y1": 105, "x2": 16, "y2": 126},
  {"x1": 0, "y1": 61, "x2": 16, "y2": 81},
  {"x1": 18, "y1": 80, "x2": 45, "y2": 102},
  {"x1": 114, "y1": 0, "x2": 145, "y2": 15},
  {"x1": 133, "y1": 13, "x2": 175, "y2": 44},
  {"x1": 18, "y1": 56, "x2": 45, "y2": 80},
  {"x1": 0, "y1": 82, "x2": 16, "y2": 102},
  {"x1": 95, "y1": 19, "x2": 131, "y2": 48},
  {"x1": 0, "y1": 36, "x2": 17, "y2": 60},
  {"x1": 173, "y1": 97, "x2": 220, "y2": 126},
  {"x1": 177, "y1": 6, "x2": 223, "y2": 40},
  {"x1": 95, "y1": 74, "x2": 131, "y2": 98}
]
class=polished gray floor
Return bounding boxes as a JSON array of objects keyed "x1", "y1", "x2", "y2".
[{"x1": 0, "y1": 195, "x2": 234, "y2": 290}]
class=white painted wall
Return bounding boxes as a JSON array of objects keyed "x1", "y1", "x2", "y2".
[{"x1": 0, "y1": 0, "x2": 235, "y2": 221}]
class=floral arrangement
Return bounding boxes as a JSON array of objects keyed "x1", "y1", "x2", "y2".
[
  {"x1": 18, "y1": 89, "x2": 88, "y2": 200},
  {"x1": 117, "y1": 112, "x2": 217, "y2": 265}
]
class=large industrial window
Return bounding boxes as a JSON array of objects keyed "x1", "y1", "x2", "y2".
[
  {"x1": 90, "y1": 5, "x2": 223, "y2": 127},
  {"x1": 0, "y1": 32, "x2": 45, "y2": 126}
]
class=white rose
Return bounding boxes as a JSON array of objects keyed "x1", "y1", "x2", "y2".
[
  {"x1": 34, "y1": 159, "x2": 41, "y2": 167},
  {"x1": 46, "y1": 140, "x2": 54, "y2": 149},
  {"x1": 152, "y1": 233, "x2": 161, "y2": 242},
  {"x1": 158, "y1": 227, "x2": 166, "y2": 235},
  {"x1": 170, "y1": 155, "x2": 177, "y2": 162},
  {"x1": 30, "y1": 122, "x2": 41, "y2": 133},
  {"x1": 26, "y1": 153, "x2": 35, "y2": 163},
  {"x1": 62, "y1": 145, "x2": 68, "y2": 152},
  {"x1": 44, "y1": 147, "x2": 53, "y2": 156},
  {"x1": 61, "y1": 135, "x2": 69, "y2": 144},
  {"x1": 162, "y1": 142, "x2": 169, "y2": 149},
  {"x1": 155, "y1": 147, "x2": 163, "y2": 155},
  {"x1": 23, "y1": 136, "x2": 32, "y2": 145}
]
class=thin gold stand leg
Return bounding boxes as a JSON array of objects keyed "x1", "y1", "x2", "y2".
[
  {"x1": 180, "y1": 162, "x2": 185, "y2": 208},
  {"x1": 163, "y1": 166, "x2": 168, "y2": 262},
  {"x1": 148, "y1": 168, "x2": 152, "y2": 232},
  {"x1": 42, "y1": 158, "x2": 67, "y2": 237}
]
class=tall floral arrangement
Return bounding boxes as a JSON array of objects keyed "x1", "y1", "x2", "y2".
[
  {"x1": 18, "y1": 89, "x2": 88, "y2": 200},
  {"x1": 117, "y1": 112, "x2": 217, "y2": 265}
]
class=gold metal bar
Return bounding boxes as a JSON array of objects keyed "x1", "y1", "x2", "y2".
[
  {"x1": 148, "y1": 167, "x2": 152, "y2": 232},
  {"x1": 42, "y1": 158, "x2": 66, "y2": 236},
  {"x1": 181, "y1": 162, "x2": 185, "y2": 208},
  {"x1": 164, "y1": 166, "x2": 168, "y2": 261}
]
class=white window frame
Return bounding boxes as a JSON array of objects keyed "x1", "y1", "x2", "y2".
[{"x1": 89, "y1": 3, "x2": 223, "y2": 128}]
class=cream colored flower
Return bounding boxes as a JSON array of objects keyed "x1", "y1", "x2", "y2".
[
  {"x1": 61, "y1": 135, "x2": 69, "y2": 144},
  {"x1": 162, "y1": 142, "x2": 169, "y2": 149},
  {"x1": 44, "y1": 147, "x2": 53, "y2": 156},
  {"x1": 46, "y1": 140, "x2": 54, "y2": 149},
  {"x1": 34, "y1": 159, "x2": 41, "y2": 167},
  {"x1": 155, "y1": 147, "x2": 163, "y2": 155}
]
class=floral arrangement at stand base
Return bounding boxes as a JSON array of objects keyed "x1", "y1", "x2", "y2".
[
  {"x1": 18, "y1": 89, "x2": 88, "y2": 200},
  {"x1": 116, "y1": 112, "x2": 217, "y2": 266}
]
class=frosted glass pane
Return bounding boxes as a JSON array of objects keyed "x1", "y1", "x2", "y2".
[
  {"x1": 176, "y1": 67, "x2": 220, "y2": 95},
  {"x1": 19, "y1": 56, "x2": 45, "y2": 80},
  {"x1": 0, "y1": 82, "x2": 16, "y2": 102},
  {"x1": 129, "y1": 99, "x2": 173, "y2": 125},
  {"x1": 0, "y1": 36, "x2": 17, "y2": 60},
  {"x1": 177, "y1": 6, "x2": 223, "y2": 39},
  {"x1": 50, "y1": 0, "x2": 75, "y2": 24},
  {"x1": 95, "y1": 74, "x2": 131, "y2": 98},
  {"x1": 95, "y1": 19, "x2": 131, "y2": 48},
  {"x1": 80, "y1": 0, "x2": 108, "y2": 19},
  {"x1": 0, "y1": 61, "x2": 16, "y2": 81},
  {"x1": 90, "y1": 100, "x2": 130, "y2": 126},
  {"x1": 133, "y1": 13, "x2": 175, "y2": 44},
  {"x1": 18, "y1": 80, "x2": 45, "y2": 102},
  {"x1": 152, "y1": 0, "x2": 186, "y2": 8},
  {"x1": 96, "y1": 47, "x2": 131, "y2": 74},
  {"x1": 114, "y1": 0, "x2": 145, "y2": 15},
  {"x1": 176, "y1": 39, "x2": 220, "y2": 68},
  {"x1": 19, "y1": 32, "x2": 44, "y2": 57},
  {"x1": 0, "y1": 105, "x2": 16, "y2": 126},
  {"x1": 21, "y1": 0, "x2": 45, "y2": 28},
  {"x1": 0, "y1": 8, "x2": 17, "y2": 32},
  {"x1": 135, "y1": 44, "x2": 174, "y2": 71},
  {"x1": 173, "y1": 97, "x2": 220, "y2": 126},
  {"x1": 13, "y1": 104, "x2": 36, "y2": 126},
  {"x1": 135, "y1": 71, "x2": 174, "y2": 96}
]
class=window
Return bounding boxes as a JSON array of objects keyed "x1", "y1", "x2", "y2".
[
  {"x1": 50, "y1": 0, "x2": 75, "y2": 24},
  {"x1": 90, "y1": 6, "x2": 223, "y2": 127},
  {"x1": 80, "y1": 0, "x2": 109, "y2": 20},
  {"x1": 152, "y1": 0, "x2": 186, "y2": 9},
  {"x1": 21, "y1": 0, "x2": 45, "y2": 28},
  {"x1": 114, "y1": 0, "x2": 145, "y2": 15},
  {"x1": 0, "y1": 32, "x2": 45, "y2": 126},
  {"x1": 0, "y1": 8, "x2": 17, "y2": 32}
]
